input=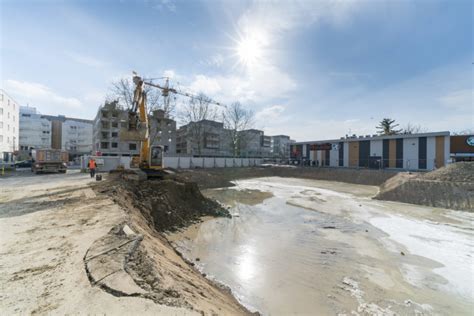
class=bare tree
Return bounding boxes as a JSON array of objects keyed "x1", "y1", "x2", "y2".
[
  {"x1": 108, "y1": 77, "x2": 175, "y2": 117},
  {"x1": 452, "y1": 129, "x2": 474, "y2": 135},
  {"x1": 178, "y1": 93, "x2": 218, "y2": 156},
  {"x1": 223, "y1": 102, "x2": 254, "y2": 157},
  {"x1": 402, "y1": 122, "x2": 426, "y2": 134}
]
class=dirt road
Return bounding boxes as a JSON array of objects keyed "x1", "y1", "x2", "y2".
[{"x1": 0, "y1": 171, "x2": 196, "y2": 315}]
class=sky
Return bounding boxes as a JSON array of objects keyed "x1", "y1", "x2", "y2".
[{"x1": 1, "y1": 0, "x2": 472, "y2": 141}]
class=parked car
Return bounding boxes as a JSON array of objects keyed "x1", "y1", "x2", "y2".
[{"x1": 15, "y1": 160, "x2": 33, "y2": 168}]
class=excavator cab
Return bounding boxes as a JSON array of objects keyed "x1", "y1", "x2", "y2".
[{"x1": 149, "y1": 145, "x2": 163, "y2": 169}]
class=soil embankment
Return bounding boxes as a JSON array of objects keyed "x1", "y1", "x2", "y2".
[
  {"x1": 176, "y1": 166, "x2": 398, "y2": 189},
  {"x1": 92, "y1": 175, "x2": 255, "y2": 315},
  {"x1": 375, "y1": 162, "x2": 474, "y2": 211}
]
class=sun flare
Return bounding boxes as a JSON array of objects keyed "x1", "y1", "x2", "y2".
[{"x1": 236, "y1": 35, "x2": 263, "y2": 66}]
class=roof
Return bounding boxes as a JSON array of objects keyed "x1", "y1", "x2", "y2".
[{"x1": 293, "y1": 131, "x2": 450, "y2": 145}]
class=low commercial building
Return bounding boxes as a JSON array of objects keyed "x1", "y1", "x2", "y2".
[
  {"x1": 290, "y1": 131, "x2": 450, "y2": 171},
  {"x1": 93, "y1": 101, "x2": 177, "y2": 157},
  {"x1": 450, "y1": 135, "x2": 474, "y2": 162},
  {"x1": 0, "y1": 89, "x2": 20, "y2": 163}
]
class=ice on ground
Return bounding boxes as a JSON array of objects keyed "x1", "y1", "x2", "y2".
[{"x1": 370, "y1": 215, "x2": 474, "y2": 300}]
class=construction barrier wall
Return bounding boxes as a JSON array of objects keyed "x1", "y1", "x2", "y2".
[
  {"x1": 80, "y1": 155, "x2": 263, "y2": 171},
  {"x1": 163, "y1": 156, "x2": 262, "y2": 169}
]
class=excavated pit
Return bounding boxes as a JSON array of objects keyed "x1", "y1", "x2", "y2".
[{"x1": 89, "y1": 175, "x2": 254, "y2": 315}]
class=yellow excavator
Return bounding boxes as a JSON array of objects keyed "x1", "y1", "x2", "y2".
[
  {"x1": 120, "y1": 72, "x2": 226, "y2": 180},
  {"x1": 119, "y1": 74, "x2": 167, "y2": 179}
]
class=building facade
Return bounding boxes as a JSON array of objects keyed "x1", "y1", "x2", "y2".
[
  {"x1": 176, "y1": 120, "x2": 231, "y2": 157},
  {"x1": 0, "y1": 90, "x2": 20, "y2": 163},
  {"x1": 19, "y1": 106, "x2": 52, "y2": 159},
  {"x1": 20, "y1": 108, "x2": 93, "y2": 160},
  {"x1": 93, "y1": 101, "x2": 176, "y2": 157},
  {"x1": 450, "y1": 135, "x2": 474, "y2": 162},
  {"x1": 270, "y1": 135, "x2": 292, "y2": 160},
  {"x1": 290, "y1": 132, "x2": 450, "y2": 171},
  {"x1": 61, "y1": 118, "x2": 93, "y2": 159}
]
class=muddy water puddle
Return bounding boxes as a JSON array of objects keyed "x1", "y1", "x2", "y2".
[{"x1": 170, "y1": 177, "x2": 474, "y2": 315}]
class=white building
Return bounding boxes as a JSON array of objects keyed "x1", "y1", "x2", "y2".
[
  {"x1": 19, "y1": 106, "x2": 52, "y2": 158},
  {"x1": 62, "y1": 118, "x2": 93, "y2": 157},
  {"x1": 0, "y1": 89, "x2": 20, "y2": 163}
]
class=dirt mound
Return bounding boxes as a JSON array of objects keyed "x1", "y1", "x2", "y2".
[
  {"x1": 177, "y1": 167, "x2": 398, "y2": 189},
  {"x1": 99, "y1": 177, "x2": 230, "y2": 232},
  {"x1": 92, "y1": 176, "x2": 255, "y2": 315},
  {"x1": 375, "y1": 163, "x2": 474, "y2": 211},
  {"x1": 422, "y1": 162, "x2": 474, "y2": 183}
]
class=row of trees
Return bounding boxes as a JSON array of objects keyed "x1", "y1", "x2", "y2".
[{"x1": 108, "y1": 78, "x2": 256, "y2": 157}]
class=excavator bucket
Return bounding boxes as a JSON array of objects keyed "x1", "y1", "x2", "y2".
[
  {"x1": 119, "y1": 111, "x2": 148, "y2": 141},
  {"x1": 119, "y1": 126, "x2": 147, "y2": 141}
]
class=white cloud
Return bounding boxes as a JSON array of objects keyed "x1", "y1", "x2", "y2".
[
  {"x1": 163, "y1": 69, "x2": 176, "y2": 79},
  {"x1": 255, "y1": 105, "x2": 285, "y2": 121},
  {"x1": 83, "y1": 91, "x2": 106, "y2": 106},
  {"x1": 188, "y1": 75, "x2": 222, "y2": 96},
  {"x1": 3, "y1": 79, "x2": 85, "y2": 117},
  {"x1": 439, "y1": 89, "x2": 473, "y2": 112},
  {"x1": 66, "y1": 51, "x2": 107, "y2": 68}
]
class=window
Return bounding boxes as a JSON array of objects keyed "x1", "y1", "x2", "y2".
[
  {"x1": 111, "y1": 142, "x2": 118, "y2": 148},
  {"x1": 0, "y1": 135, "x2": 3, "y2": 142},
  {"x1": 111, "y1": 132, "x2": 118, "y2": 137},
  {"x1": 0, "y1": 108, "x2": 3, "y2": 115},
  {"x1": 22, "y1": 113, "x2": 30, "y2": 117},
  {"x1": 8, "y1": 112, "x2": 10, "y2": 119},
  {"x1": 112, "y1": 122, "x2": 118, "y2": 128},
  {"x1": 129, "y1": 143, "x2": 137, "y2": 150},
  {"x1": 101, "y1": 142, "x2": 109, "y2": 149},
  {"x1": 102, "y1": 132, "x2": 108, "y2": 138}
]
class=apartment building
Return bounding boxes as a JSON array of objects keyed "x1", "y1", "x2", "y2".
[
  {"x1": 238, "y1": 129, "x2": 265, "y2": 157},
  {"x1": 176, "y1": 120, "x2": 231, "y2": 156},
  {"x1": 270, "y1": 135, "x2": 292, "y2": 160},
  {"x1": 19, "y1": 108, "x2": 93, "y2": 160},
  {"x1": 148, "y1": 109, "x2": 176, "y2": 155},
  {"x1": 290, "y1": 131, "x2": 450, "y2": 170},
  {"x1": 0, "y1": 89, "x2": 20, "y2": 163},
  {"x1": 19, "y1": 106, "x2": 51, "y2": 159},
  {"x1": 93, "y1": 101, "x2": 177, "y2": 156},
  {"x1": 61, "y1": 118, "x2": 93, "y2": 158}
]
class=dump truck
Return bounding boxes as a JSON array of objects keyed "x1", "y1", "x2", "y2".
[{"x1": 31, "y1": 149, "x2": 68, "y2": 174}]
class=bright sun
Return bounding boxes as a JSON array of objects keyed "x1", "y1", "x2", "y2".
[{"x1": 236, "y1": 34, "x2": 263, "y2": 66}]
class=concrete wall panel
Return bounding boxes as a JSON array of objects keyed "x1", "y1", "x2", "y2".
[
  {"x1": 370, "y1": 140, "x2": 383, "y2": 157},
  {"x1": 343, "y1": 142, "x2": 349, "y2": 167},
  {"x1": 349, "y1": 141, "x2": 359, "y2": 167},
  {"x1": 426, "y1": 137, "x2": 436, "y2": 170},
  {"x1": 403, "y1": 137, "x2": 419, "y2": 170}
]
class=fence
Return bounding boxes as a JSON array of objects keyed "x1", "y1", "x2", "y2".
[
  {"x1": 163, "y1": 156, "x2": 263, "y2": 169},
  {"x1": 80, "y1": 155, "x2": 263, "y2": 171}
]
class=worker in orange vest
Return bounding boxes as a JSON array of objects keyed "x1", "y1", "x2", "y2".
[{"x1": 88, "y1": 158, "x2": 97, "y2": 178}]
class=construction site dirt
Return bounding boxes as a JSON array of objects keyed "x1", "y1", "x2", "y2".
[{"x1": 1, "y1": 163, "x2": 472, "y2": 315}]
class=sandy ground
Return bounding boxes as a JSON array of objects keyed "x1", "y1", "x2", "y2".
[
  {"x1": 170, "y1": 177, "x2": 474, "y2": 315},
  {"x1": 0, "y1": 171, "x2": 197, "y2": 315}
]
